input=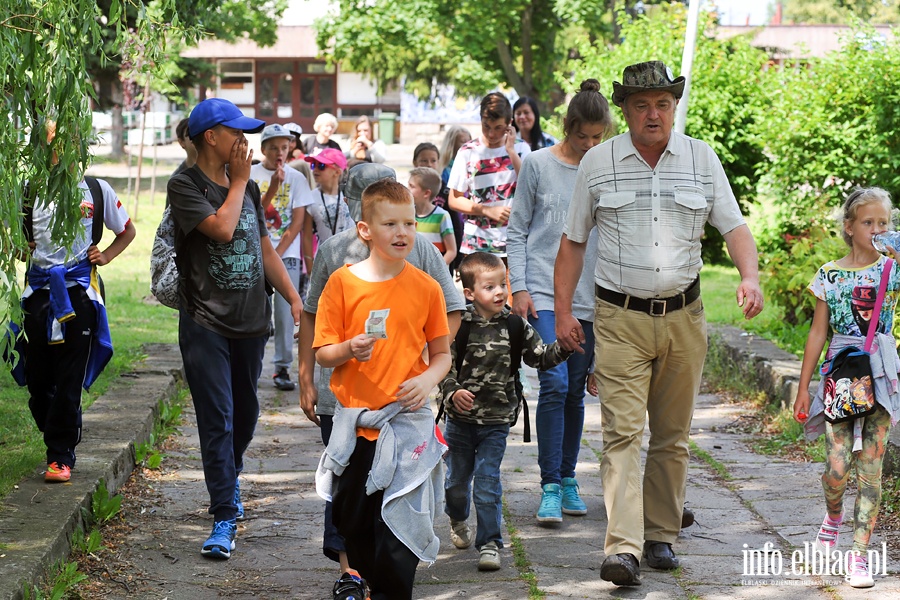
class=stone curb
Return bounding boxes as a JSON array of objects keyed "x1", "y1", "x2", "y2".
[{"x1": 0, "y1": 344, "x2": 183, "y2": 600}]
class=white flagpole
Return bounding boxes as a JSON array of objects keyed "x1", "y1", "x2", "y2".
[{"x1": 675, "y1": 0, "x2": 703, "y2": 134}]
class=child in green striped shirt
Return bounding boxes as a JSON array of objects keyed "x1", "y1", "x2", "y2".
[{"x1": 409, "y1": 167, "x2": 456, "y2": 266}]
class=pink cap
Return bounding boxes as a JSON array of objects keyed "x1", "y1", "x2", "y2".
[{"x1": 305, "y1": 147, "x2": 347, "y2": 170}]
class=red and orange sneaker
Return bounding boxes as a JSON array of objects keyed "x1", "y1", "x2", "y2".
[{"x1": 45, "y1": 462, "x2": 71, "y2": 483}]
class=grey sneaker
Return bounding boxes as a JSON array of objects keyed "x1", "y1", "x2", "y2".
[
  {"x1": 478, "y1": 541, "x2": 501, "y2": 571},
  {"x1": 449, "y1": 519, "x2": 472, "y2": 549}
]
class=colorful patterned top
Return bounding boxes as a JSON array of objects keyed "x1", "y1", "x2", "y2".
[
  {"x1": 447, "y1": 137, "x2": 531, "y2": 256},
  {"x1": 415, "y1": 205, "x2": 454, "y2": 254},
  {"x1": 808, "y1": 255, "x2": 900, "y2": 337},
  {"x1": 250, "y1": 163, "x2": 314, "y2": 260}
]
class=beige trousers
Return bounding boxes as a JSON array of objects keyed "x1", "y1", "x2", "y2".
[{"x1": 593, "y1": 295, "x2": 707, "y2": 558}]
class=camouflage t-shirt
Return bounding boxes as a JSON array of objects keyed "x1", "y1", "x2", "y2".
[{"x1": 440, "y1": 305, "x2": 571, "y2": 425}]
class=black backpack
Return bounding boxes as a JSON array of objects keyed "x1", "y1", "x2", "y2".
[
  {"x1": 24, "y1": 176, "x2": 105, "y2": 247},
  {"x1": 436, "y1": 312, "x2": 531, "y2": 442}
]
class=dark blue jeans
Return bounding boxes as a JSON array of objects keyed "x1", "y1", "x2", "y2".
[
  {"x1": 443, "y1": 418, "x2": 510, "y2": 549},
  {"x1": 179, "y1": 311, "x2": 267, "y2": 522},
  {"x1": 529, "y1": 311, "x2": 595, "y2": 486}
]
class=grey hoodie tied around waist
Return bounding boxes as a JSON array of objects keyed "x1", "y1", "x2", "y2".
[{"x1": 316, "y1": 401, "x2": 447, "y2": 563}]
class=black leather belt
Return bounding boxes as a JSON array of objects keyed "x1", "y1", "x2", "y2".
[{"x1": 595, "y1": 277, "x2": 700, "y2": 317}]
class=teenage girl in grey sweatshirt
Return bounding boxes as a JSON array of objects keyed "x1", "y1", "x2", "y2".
[{"x1": 507, "y1": 79, "x2": 613, "y2": 523}]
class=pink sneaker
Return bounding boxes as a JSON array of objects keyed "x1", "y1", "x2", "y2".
[
  {"x1": 846, "y1": 552, "x2": 874, "y2": 588},
  {"x1": 814, "y1": 513, "x2": 841, "y2": 554}
]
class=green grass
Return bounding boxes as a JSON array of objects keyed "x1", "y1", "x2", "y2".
[
  {"x1": 688, "y1": 440, "x2": 732, "y2": 481},
  {"x1": 751, "y1": 409, "x2": 827, "y2": 463},
  {"x1": 701, "y1": 264, "x2": 809, "y2": 357},
  {"x1": 501, "y1": 498, "x2": 545, "y2": 599},
  {"x1": 0, "y1": 188, "x2": 176, "y2": 499}
]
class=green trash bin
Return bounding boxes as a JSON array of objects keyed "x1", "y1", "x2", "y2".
[{"x1": 378, "y1": 112, "x2": 397, "y2": 145}]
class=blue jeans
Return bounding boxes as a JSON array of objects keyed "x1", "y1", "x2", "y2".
[
  {"x1": 272, "y1": 257, "x2": 304, "y2": 371},
  {"x1": 443, "y1": 419, "x2": 509, "y2": 549},
  {"x1": 529, "y1": 311, "x2": 595, "y2": 486}
]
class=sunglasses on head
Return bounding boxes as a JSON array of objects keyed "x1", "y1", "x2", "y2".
[{"x1": 310, "y1": 162, "x2": 332, "y2": 171}]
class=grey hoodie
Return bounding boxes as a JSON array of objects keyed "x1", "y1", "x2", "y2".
[
  {"x1": 315, "y1": 401, "x2": 446, "y2": 563},
  {"x1": 507, "y1": 147, "x2": 598, "y2": 323}
]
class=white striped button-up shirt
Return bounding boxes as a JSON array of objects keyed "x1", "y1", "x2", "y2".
[{"x1": 564, "y1": 131, "x2": 745, "y2": 299}]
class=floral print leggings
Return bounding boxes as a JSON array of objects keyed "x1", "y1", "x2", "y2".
[{"x1": 822, "y1": 405, "x2": 893, "y2": 553}]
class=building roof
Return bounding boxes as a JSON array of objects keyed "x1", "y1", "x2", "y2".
[
  {"x1": 717, "y1": 24, "x2": 894, "y2": 60},
  {"x1": 181, "y1": 25, "x2": 320, "y2": 59}
]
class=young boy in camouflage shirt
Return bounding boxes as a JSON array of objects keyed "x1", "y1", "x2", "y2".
[{"x1": 440, "y1": 252, "x2": 571, "y2": 571}]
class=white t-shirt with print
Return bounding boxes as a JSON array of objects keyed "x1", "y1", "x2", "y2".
[
  {"x1": 250, "y1": 163, "x2": 314, "y2": 259},
  {"x1": 447, "y1": 137, "x2": 530, "y2": 255}
]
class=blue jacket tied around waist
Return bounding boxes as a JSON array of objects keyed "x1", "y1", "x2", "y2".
[{"x1": 7, "y1": 258, "x2": 113, "y2": 390}]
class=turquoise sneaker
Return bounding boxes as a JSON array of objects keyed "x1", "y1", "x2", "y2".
[
  {"x1": 561, "y1": 477, "x2": 587, "y2": 515},
  {"x1": 536, "y1": 483, "x2": 562, "y2": 523}
]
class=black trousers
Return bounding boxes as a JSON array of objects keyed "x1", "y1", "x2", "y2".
[
  {"x1": 332, "y1": 437, "x2": 420, "y2": 600},
  {"x1": 23, "y1": 287, "x2": 96, "y2": 468}
]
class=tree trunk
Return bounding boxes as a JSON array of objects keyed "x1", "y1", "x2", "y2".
[{"x1": 110, "y1": 104, "x2": 125, "y2": 160}]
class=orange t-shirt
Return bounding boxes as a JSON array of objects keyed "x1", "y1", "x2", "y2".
[{"x1": 313, "y1": 262, "x2": 449, "y2": 440}]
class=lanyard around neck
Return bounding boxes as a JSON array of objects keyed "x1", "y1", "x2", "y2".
[{"x1": 319, "y1": 189, "x2": 342, "y2": 236}]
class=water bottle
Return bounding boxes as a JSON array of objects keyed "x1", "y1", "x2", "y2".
[{"x1": 873, "y1": 232, "x2": 900, "y2": 253}]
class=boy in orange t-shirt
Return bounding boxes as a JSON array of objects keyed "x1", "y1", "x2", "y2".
[{"x1": 313, "y1": 179, "x2": 451, "y2": 599}]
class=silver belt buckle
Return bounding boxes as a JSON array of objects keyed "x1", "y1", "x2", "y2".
[{"x1": 650, "y1": 299, "x2": 667, "y2": 317}]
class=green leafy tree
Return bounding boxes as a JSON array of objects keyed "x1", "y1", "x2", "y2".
[
  {"x1": 0, "y1": 0, "x2": 261, "y2": 359},
  {"x1": 752, "y1": 23, "x2": 900, "y2": 322},
  {"x1": 313, "y1": 0, "x2": 656, "y2": 112},
  {"x1": 2, "y1": 0, "x2": 116, "y2": 355},
  {"x1": 757, "y1": 23, "x2": 900, "y2": 230},
  {"x1": 781, "y1": 0, "x2": 900, "y2": 24},
  {"x1": 91, "y1": 0, "x2": 288, "y2": 157}
]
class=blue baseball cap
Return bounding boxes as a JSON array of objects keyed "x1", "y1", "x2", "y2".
[{"x1": 188, "y1": 98, "x2": 265, "y2": 139}]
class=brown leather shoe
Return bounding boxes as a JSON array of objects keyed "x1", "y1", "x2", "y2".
[
  {"x1": 600, "y1": 553, "x2": 641, "y2": 586},
  {"x1": 643, "y1": 541, "x2": 680, "y2": 570}
]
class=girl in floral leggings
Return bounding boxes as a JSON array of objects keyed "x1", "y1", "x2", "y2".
[{"x1": 794, "y1": 187, "x2": 900, "y2": 589}]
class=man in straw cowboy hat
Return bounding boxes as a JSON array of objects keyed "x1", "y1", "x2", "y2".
[{"x1": 554, "y1": 61, "x2": 764, "y2": 586}]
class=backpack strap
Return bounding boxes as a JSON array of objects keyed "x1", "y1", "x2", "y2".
[
  {"x1": 865, "y1": 257, "x2": 894, "y2": 352},
  {"x1": 245, "y1": 179, "x2": 274, "y2": 296},
  {"x1": 506, "y1": 313, "x2": 530, "y2": 443},
  {"x1": 83, "y1": 176, "x2": 104, "y2": 247},
  {"x1": 435, "y1": 317, "x2": 472, "y2": 425},
  {"x1": 22, "y1": 181, "x2": 35, "y2": 244},
  {"x1": 181, "y1": 166, "x2": 208, "y2": 198}
]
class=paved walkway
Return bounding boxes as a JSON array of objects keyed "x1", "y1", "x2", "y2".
[{"x1": 2, "y1": 337, "x2": 896, "y2": 600}]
